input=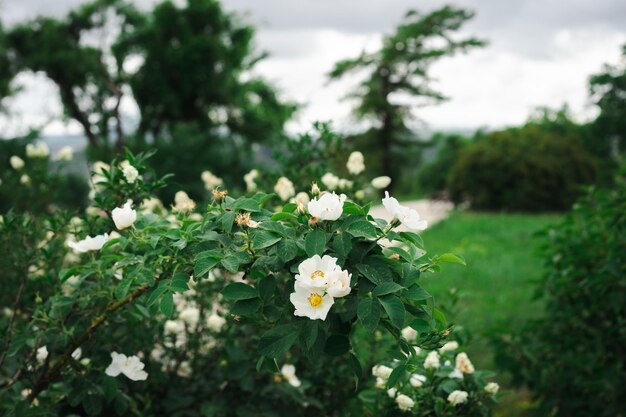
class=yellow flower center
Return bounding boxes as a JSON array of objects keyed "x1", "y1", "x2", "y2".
[
  {"x1": 308, "y1": 293, "x2": 323, "y2": 308},
  {"x1": 311, "y1": 270, "x2": 325, "y2": 280}
]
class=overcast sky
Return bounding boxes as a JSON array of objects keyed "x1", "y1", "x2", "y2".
[{"x1": 1, "y1": 0, "x2": 625, "y2": 136}]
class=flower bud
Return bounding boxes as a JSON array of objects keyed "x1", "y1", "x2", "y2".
[{"x1": 311, "y1": 182, "x2": 320, "y2": 196}]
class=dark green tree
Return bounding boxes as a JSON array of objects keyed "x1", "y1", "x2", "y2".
[
  {"x1": 328, "y1": 6, "x2": 485, "y2": 185},
  {"x1": 589, "y1": 44, "x2": 626, "y2": 163}
]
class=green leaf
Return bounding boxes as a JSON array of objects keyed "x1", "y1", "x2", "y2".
[
  {"x1": 259, "y1": 325, "x2": 300, "y2": 358},
  {"x1": 222, "y1": 282, "x2": 258, "y2": 301},
  {"x1": 387, "y1": 365, "x2": 406, "y2": 389},
  {"x1": 347, "y1": 220, "x2": 378, "y2": 239},
  {"x1": 258, "y1": 275, "x2": 276, "y2": 301},
  {"x1": 405, "y1": 285, "x2": 431, "y2": 301},
  {"x1": 222, "y1": 210, "x2": 236, "y2": 233},
  {"x1": 324, "y1": 334, "x2": 351, "y2": 356},
  {"x1": 146, "y1": 285, "x2": 167, "y2": 307},
  {"x1": 277, "y1": 240, "x2": 298, "y2": 262},
  {"x1": 438, "y1": 253, "x2": 466, "y2": 265},
  {"x1": 230, "y1": 298, "x2": 261, "y2": 316},
  {"x1": 253, "y1": 230, "x2": 282, "y2": 250},
  {"x1": 235, "y1": 198, "x2": 261, "y2": 212},
  {"x1": 300, "y1": 320, "x2": 319, "y2": 350},
  {"x1": 282, "y1": 202, "x2": 297, "y2": 213},
  {"x1": 379, "y1": 295, "x2": 406, "y2": 329},
  {"x1": 115, "y1": 276, "x2": 134, "y2": 300},
  {"x1": 101, "y1": 376, "x2": 117, "y2": 403},
  {"x1": 357, "y1": 298, "x2": 381, "y2": 333},
  {"x1": 271, "y1": 212, "x2": 299, "y2": 222},
  {"x1": 305, "y1": 229, "x2": 327, "y2": 257},
  {"x1": 342, "y1": 201, "x2": 365, "y2": 215},
  {"x1": 356, "y1": 264, "x2": 383, "y2": 285},
  {"x1": 332, "y1": 233, "x2": 353, "y2": 258},
  {"x1": 221, "y1": 255, "x2": 240, "y2": 273},
  {"x1": 409, "y1": 318, "x2": 431, "y2": 333},
  {"x1": 373, "y1": 282, "x2": 405, "y2": 297},
  {"x1": 194, "y1": 256, "x2": 220, "y2": 278},
  {"x1": 159, "y1": 292, "x2": 174, "y2": 317}
]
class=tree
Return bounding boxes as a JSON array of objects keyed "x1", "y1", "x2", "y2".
[
  {"x1": 589, "y1": 43, "x2": 626, "y2": 164},
  {"x1": 328, "y1": 6, "x2": 485, "y2": 186}
]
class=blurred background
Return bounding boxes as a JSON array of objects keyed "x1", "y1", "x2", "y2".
[{"x1": 1, "y1": 1, "x2": 625, "y2": 415}]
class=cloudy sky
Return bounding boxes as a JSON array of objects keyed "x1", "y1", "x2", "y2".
[{"x1": 1, "y1": 0, "x2": 625, "y2": 136}]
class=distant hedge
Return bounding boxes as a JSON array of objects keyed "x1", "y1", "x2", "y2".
[
  {"x1": 447, "y1": 126, "x2": 597, "y2": 211},
  {"x1": 494, "y1": 178, "x2": 626, "y2": 416}
]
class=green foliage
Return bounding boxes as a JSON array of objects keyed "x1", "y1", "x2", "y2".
[
  {"x1": 328, "y1": 6, "x2": 485, "y2": 186},
  {"x1": 448, "y1": 122, "x2": 597, "y2": 211},
  {"x1": 417, "y1": 133, "x2": 470, "y2": 197},
  {"x1": 494, "y1": 179, "x2": 626, "y2": 417}
]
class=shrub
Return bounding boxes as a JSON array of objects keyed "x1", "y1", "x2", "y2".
[
  {"x1": 447, "y1": 125, "x2": 597, "y2": 211},
  {"x1": 417, "y1": 133, "x2": 469, "y2": 197},
  {"x1": 494, "y1": 178, "x2": 626, "y2": 416}
]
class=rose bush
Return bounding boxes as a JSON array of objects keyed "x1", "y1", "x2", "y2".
[{"x1": 0, "y1": 150, "x2": 494, "y2": 416}]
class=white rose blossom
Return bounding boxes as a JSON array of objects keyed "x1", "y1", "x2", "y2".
[
  {"x1": 346, "y1": 151, "x2": 365, "y2": 175},
  {"x1": 244, "y1": 169, "x2": 258, "y2": 192},
  {"x1": 55, "y1": 146, "x2": 73, "y2": 161},
  {"x1": 382, "y1": 192, "x2": 428, "y2": 231},
  {"x1": 120, "y1": 160, "x2": 140, "y2": 183},
  {"x1": 294, "y1": 192, "x2": 310, "y2": 207},
  {"x1": 289, "y1": 281, "x2": 334, "y2": 320},
  {"x1": 20, "y1": 174, "x2": 30, "y2": 185},
  {"x1": 387, "y1": 387, "x2": 397, "y2": 398},
  {"x1": 423, "y1": 351, "x2": 440, "y2": 370},
  {"x1": 401, "y1": 326, "x2": 418, "y2": 342},
  {"x1": 10, "y1": 156, "x2": 25, "y2": 170},
  {"x1": 326, "y1": 269, "x2": 352, "y2": 298},
  {"x1": 173, "y1": 191, "x2": 196, "y2": 212},
  {"x1": 321, "y1": 172, "x2": 340, "y2": 190},
  {"x1": 207, "y1": 313, "x2": 226, "y2": 332},
  {"x1": 294, "y1": 254, "x2": 338, "y2": 290},
  {"x1": 274, "y1": 176, "x2": 296, "y2": 201},
  {"x1": 455, "y1": 352, "x2": 475, "y2": 374},
  {"x1": 447, "y1": 390, "x2": 469, "y2": 406},
  {"x1": 105, "y1": 352, "x2": 148, "y2": 381},
  {"x1": 307, "y1": 192, "x2": 345, "y2": 221},
  {"x1": 372, "y1": 364, "x2": 393, "y2": 381},
  {"x1": 36, "y1": 346, "x2": 49, "y2": 363},
  {"x1": 26, "y1": 143, "x2": 50, "y2": 158},
  {"x1": 112, "y1": 200, "x2": 137, "y2": 230},
  {"x1": 371, "y1": 176, "x2": 392, "y2": 189},
  {"x1": 484, "y1": 382, "x2": 500, "y2": 394},
  {"x1": 410, "y1": 373, "x2": 427, "y2": 388},
  {"x1": 201, "y1": 170, "x2": 223, "y2": 190},
  {"x1": 179, "y1": 306, "x2": 200, "y2": 327},
  {"x1": 281, "y1": 364, "x2": 302, "y2": 387},
  {"x1": 396, "y1": 394, "x2": 415, "y2": 411},
  {"x1": 448, "y1": 368, "x2": 464, "y2": 379},
  {"x1": 439, "y1": 341, "x2": 459, "y2": 353},
  {"x1": 67, "y1": 233, "x2": 110, "y2": 253}
]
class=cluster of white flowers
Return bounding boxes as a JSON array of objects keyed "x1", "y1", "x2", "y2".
[
  {"x1": 20, "y1": 174, "x2": 30, "y2": 185},
  {"x1": 290, "y1": 255, "x2": 352, "y2": 320},
  {"x1": 112, "y1": 200, "x2": 137, "y2": 230},
  {"x1": 54, "y1": 146, "x2": 73, "y2": 161},
  {"x1": 120, "y1": 160, "x2": 140, "y2": 184},
  {"x1": 140, "y1": 197, "x2": 165, "y2": 214},
  {"x1": 423, "y1": 350, "x2": 440, "y2": 369},
  {"x1": 346, "y1": 151, "x2": 365, "y2": 175},
  {"x1": 409, "y1": 373, "x2": 427, "y2": 388},
  {"x1": 455, "y1": 352, "x2": 475, "y2": 374},
  {"x1": 244, "y1": 169, "x2": 258, "y2": 192},
  {"x1": 201, "y1": 170, "x2": 223, "y2": 191},
  {"x1": 372, "y1": 364, "x2": 393, "y2": 388},
  {"x1": 173, "y1": 191, "x2": 196, "y2": 212},
  {"x1": 447, "y1": 389, "x2": 469, "y2": 406},
  {"x1": 26, "y1": 143, "x2": 50, "y2": 158},
  {"x1": 105, "y1": 352, "x2": 148, "y2": 381},
  {"x1": 307, "y1": 192, "x2": 346, "y2": 221},
  {"x1": 484, "y1": 382, "x2": 500, "y2": 394},
  {"x1": 371, "y1": 176, "x2": 392, "y2": 189},
  {"x1": 382, "y1": 192, "x2": 428, "y2": 231},
  {"x1": 280, "y1": 364, "x2": 301, "y2": 387},
  {"x1": 321, "y1": 172, "x2": 353, "y2": 191},
  {"x1": 401, "y1": 326, "x2": 418, "y2": 342},
  {"x1": 10, "y1": 156, "x2": 25, "y2": 170},
  {"x1": 274, "y1": 176, "x2": 295, "y2": 201}
]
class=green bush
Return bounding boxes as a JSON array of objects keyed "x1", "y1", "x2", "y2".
[
  {"x1": 447, "y1": 125, "x2": 597, "y2": 211},
  {"x1": 417, "y1": 133, "x2": 469, "y2": 197},
  {"x1": 494, "y1": 178, "x2": 626, "y2": 416}
]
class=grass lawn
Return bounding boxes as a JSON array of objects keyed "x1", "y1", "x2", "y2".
[{"x1": 420, "y1": 211, "x2": 561, "y2": 415}]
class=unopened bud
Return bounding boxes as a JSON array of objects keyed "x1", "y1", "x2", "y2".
[{"x1": 311, "y1": 182, "x2": 320, "y2": 196}]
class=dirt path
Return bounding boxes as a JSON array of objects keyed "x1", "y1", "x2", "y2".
[{"x1": 369, "y1": 199, "x2": 454, "y2": 231}]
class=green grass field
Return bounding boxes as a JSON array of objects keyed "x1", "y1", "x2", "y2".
[{"x1": 420, "y1": 211, "x2": 561, "y2": 414}]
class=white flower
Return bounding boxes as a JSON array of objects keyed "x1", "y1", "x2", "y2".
[
  {"x1": 396, "y1": 394, "x2": 415, "y2": 411},
  {"x1": 448, "y1": 368, "x2": 464, "y2": 379},
  {"x1": 281, "y1": 364, "x2": 302, "y2": 387},
  {"x1": 326, "y1": 269, "x2": 352, "y2": 298},
  {"x1": 55, "y1": 146, "x2": 73, "y2": 161},
  {"x1": 201, "y1": 170, "x2": 223, "y2": 190},
  {"x1": 173, "y1": 191, "x2": 196, "y2": 212},
  {"x1": 338, "y1": 178, "x2": 353, "y2": 190},
  {"x1": 179, "y1": 306, "x2": 200, "y2": 327},
  {"x1": 295, "y1": 254, "x2": 338, "y2": 290},
  {"x1": 346, "y1": 151, "x2": 365, "y2": 175},
  {"x1": 177, "y1": 360, "x2": 192, "y2": 378},
  {"x1": 375, "y1": 377, "x2": 386, "y2": 389},
  {"x1": 112, "y1": 200, "x2": 137, "y2": 230},
  {"x1": 382, "y1": 192, "x2": 428, "y2": 231},
  {"x1": 290, "y1": 281, "x2": 334, "y2": 320},
  {"x1": 424, "y1": 351, "x2": 440, "y2": 370},
  {"x1": 307, "y1": 192, "x2": 345, "y2": 221},
  {"x1": 355, "y1": 190, "x2": 365, "y2": 200},
  {"x1": 207, "y1": 313, "x2": 226, "y2": 332},
  {"x1": 439, "y1": 341, "x2": 459, "y2": 353},
  {"x1": 105, "y1": 352, "x2": 148, "y2": 381},
  {"x1": 447, "y1": 390, "x2": 468, "y2": 406},
  {"x1": 71, "y1": 348, "x2": 82, "y2": 360},
  {"x1": 410, "y1": 373, "x2": 427, "y2": 388},
  {"x1": 485, "y1": 382, "x2": 500, "y2": 394},
  {"x1": 91, "y1": 161, "x2": 110, "y2": 186},
  {"x1": 36, "y1": 346, "x2": 48, "y2": 363},
  {"x1": 26, "y1": 143, "x2": 49, "y2": 158},
  {"x1": 321, "y1": 172, "x2": 340, "y2": 190},
  {"x1": 20, "y1": 174, "x2": 30, "y2": 185},
  {"x1": 294, "y1": 192, "x2": 310, "y2": 206},
  {"x1": 10, "y1": 156, "x2": 25, "y2": 170},
  {"x1": 140, "y1": 197, "x2": 164, "y2": 214},
  {"x1": 401, "y1": 326, "x2": 418, "y2": 342},
  {"x1": 387, "y1": 387, "x2": 397, "y2": 398},
  {"x1": 120, "y1": 160, "x2": 140, "y2": 184},
  {"x1": 164, "y1": 319, "x2": 185, "y2": 336},
  {"x1": 244, "y1": 169, "x2": 258, "y2": 192},
  {"x1": 455, "y1": 352, "x2": 475, "y2": 374},
  {"x1": 372, "y1": 364, "x2": 393, "y2": 381},
  {"x1": 66, "y1": 233, "x2": 110, "y2": 253},
  {"x1": 274, "y1": 176, "x2": 295, "y2": 201},
  {"x1": 371, "y1": 176, "x2": 392, "y2": 189}
]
